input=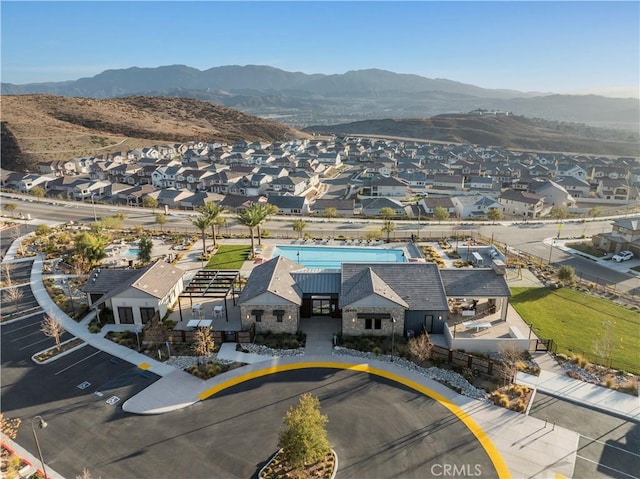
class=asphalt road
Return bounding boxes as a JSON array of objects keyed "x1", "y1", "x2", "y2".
[
  {"x1": 529, "y1": 392, "x2": 640, "y2": 479},
  {"x1": 4, "y1": 193, "x2": 639, "y2": 294}
]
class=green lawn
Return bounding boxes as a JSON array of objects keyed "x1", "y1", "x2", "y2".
[
  {"x1": 205, "y1": 245, "x2": 251, "y2": 269},
  {"x1": 510, "y1": 287, "x2": 640, "y2": 374}
]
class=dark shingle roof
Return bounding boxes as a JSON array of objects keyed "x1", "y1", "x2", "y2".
[
  {"x1": 238, "y1": 256, "x2": 303, "y2": 305},
  {"x1": 440, "y1": 269, "x2": 511, "y2": 297},
  {"x1": 340, "y1": 263, "x2": 448, "y2": 310}
]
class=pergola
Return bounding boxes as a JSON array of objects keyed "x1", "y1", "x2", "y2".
[{"x1": 178, "y1": 269, "x2": 241, "y2": 322}]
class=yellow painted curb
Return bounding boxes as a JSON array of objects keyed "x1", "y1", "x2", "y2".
[
  {"x1": 199, "y1": 361, "x2": 511, "y2": 478},
  {"x1": 138, "y1": 362, "x2": 151, "y2": 370}
]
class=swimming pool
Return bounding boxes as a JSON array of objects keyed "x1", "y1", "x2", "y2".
[
  {"x1": 273, "y1": 245, "x2": 406, "y2": 269},
  {"x1": 123, "y1": 248, "x2": 140, "y2": 258}
]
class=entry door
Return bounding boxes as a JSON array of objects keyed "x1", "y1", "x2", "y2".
[
  {"x1": 311, "y1": 296, "x2": 331, "y2": 316},
  {"x1": 424, "y1": 315, "x2": 434, "y2": 334}
]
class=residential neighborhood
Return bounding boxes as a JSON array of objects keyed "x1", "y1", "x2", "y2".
[{"x1": 2, "y1": 137, "x2": 639, "y2": 221}]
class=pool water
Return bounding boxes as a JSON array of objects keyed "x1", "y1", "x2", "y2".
[
  {"x1": 123, "y1": 248, "x2": 140, "y2": 258},
  {"x1": 273, "y1": 245, "x2": 406, "y2": 269}
]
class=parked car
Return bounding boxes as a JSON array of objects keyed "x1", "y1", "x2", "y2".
[{"x1": 612, "y1": 250, "x2": 634, "y2": 262}]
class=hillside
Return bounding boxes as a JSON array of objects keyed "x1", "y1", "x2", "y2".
[
  {"x1": 3, "y1": 65, "x2": 638, "y2": 130},
  {"x1": 0, "y1": 95, "x2": 308, "y2": 171},
  {"x1": 304, "y1": 114, "x2": 640, "y2": 157}
]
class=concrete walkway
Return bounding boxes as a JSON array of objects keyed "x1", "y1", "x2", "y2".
[{"x1": 516, "y1": 369, "x2": 640, "y2": 422}]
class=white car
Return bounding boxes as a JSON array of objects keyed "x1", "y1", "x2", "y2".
[{"x1": 612, "y1": 251, "x2": 634, "y2": 262}]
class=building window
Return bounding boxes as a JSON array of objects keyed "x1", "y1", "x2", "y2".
[
  {"x1": 118, "y1": 306, "x2": 134, "y2": 324},
  {"x1": 364, "y1": 318, "x2": 382, "y2": 330},
  {"x1": 252, "y1": 309, "x2": 263, "y2": 322},
  {"x1": 274, "y1": 309, "x2": 285, "y2": 322},
  {"x1": 140, "y1": 307, "x2": 156, "y2": 324}
]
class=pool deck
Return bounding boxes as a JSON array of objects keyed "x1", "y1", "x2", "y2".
[{"x1": 260, "y1": 239, "x2": 419, "y2": 267}]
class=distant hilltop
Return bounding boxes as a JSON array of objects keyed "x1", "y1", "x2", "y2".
[{"x1": 2, "y1": 65, "x2": 638, "y2": 130}]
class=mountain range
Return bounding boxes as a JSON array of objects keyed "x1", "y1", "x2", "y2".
[{"x1": 3, "y1": 65, "x2": 638, "y2": 130}]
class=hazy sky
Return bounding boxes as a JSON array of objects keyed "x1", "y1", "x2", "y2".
[{"x1": 2, "y1": 1, "x2": 639, "y2": 97}]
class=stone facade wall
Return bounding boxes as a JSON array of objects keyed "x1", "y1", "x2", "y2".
[
  {"x1": 240, "y1": 304, "x2": 299, "y2": 334},
  {"x1": 342, "y1": 306, "x2": 406, "y2": 336}
]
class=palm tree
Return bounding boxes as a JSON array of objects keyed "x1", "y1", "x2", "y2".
[
  {"x1": 292, "y1": 219, "x2": 307, "y2": 239},
  {"x1": 237, "y1": 206, "x2": 262, "y2": 256},
  {"x1": 255, "y1": 203, "x2": 278, "y2": 246},
  {"x1": 191, "y1": 214, "x2": 212, "y2": 258},
  {"x1": 381, "y1": 218, "x2": 396, "y2": 243},
  {"x1": 199, "y1": 201, "x2": 227, "y2": 247}
]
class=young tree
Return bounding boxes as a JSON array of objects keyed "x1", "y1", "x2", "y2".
[
  {"x1": 593, "y1": 321, "x2": 616, "y2": 368},
  {"x1": 155, "y1": 213, "x2": 168, "y2": 232},
  {"x1": 192, "y1": 327, "x2": 215, "y2": 369},
  {"x1": 137, "y1": 237, "x2": 153, "y2": 263},
  {"x1": 550, "y1": 206, "x2": 569, "y2": 219},
  {"x1": 557, "y1": 265, "x2": 576, "y2": 285},
  {"x1": 41, "y1": 313, "x2": 64, "y2": 351},
  {"x1": 190, "y1": 214, "x2": 211, "y2": 258},
  {"x1": 75, "y1": 231, "x2": 107, "y2": 267},
  {"x1": 588, "y1": 207, "x2": 601, "y2": 218},
  {"x1": 143, "y1": 318, "x2": 166, "y2": 349},
  {"x1": 3, "y1": 285, "x2": 24, "y2": 313},
  {"x1": 30, "y1": 186, "x2": 46, "y2": 199},
  {"x1": 433, "y1": 206, "x2": 450, "y2": 223},
  {"x1": 487, "y1": 208, "x2": 503, "y2": 224},
  {"x1": 278, "y1": 393, "x2": 331, "y2": 470},
  {"x1": 323, "y1": 207, "x2": 337, "y2": 219},
  {"x1": 407, "y1": 333, "x2": 433, "y2": 364},
  {"x1": 498, "y1": 342, "x2": 522, "y2": 386},
  {"x1": 379, "y1": 207, "x2": 395, "y2": 219},
  {"x1": 4, "y1": 202, "x2": 17, "y2": 217},
  {"x1": 2, "y1": 263, "x2": 13, "y2": 287},
  {"x1": 292, "y1": 219, "x2": 307, "y2": 239},
  {"x1": 142, "y1": 196, "x2": 158, "y2": 211}
]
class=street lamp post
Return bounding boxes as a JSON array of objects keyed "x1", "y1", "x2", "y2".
[
  {"x1": 63, "y1": 279, "x2": 76, "y2": 316},
  {"x1": 31, "y1": 416, "x2": 48, "y2": 479},
  {"x1": 548, "y1": 240, "x2": 554, "y2": 265},
  {"x1": 416, "y1": 201, "x2": 421, "y2": 241},
  {"x1": 390, "y1": 317, "x2": 397, "y2": 362},
  {"x1": 90, "y1": 193, "x2": 97, "y2": 222},
  {"x1": 135, "y1": 326, "x2": 142, "y2": 352}
]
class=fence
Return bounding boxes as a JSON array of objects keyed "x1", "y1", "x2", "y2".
[{"x1": 430, "y1": 344, "x2": 506, "y2": 379}]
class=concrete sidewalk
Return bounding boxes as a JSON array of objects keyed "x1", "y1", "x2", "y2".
[{"x1": 516, "y1": 369, "x2": 640, "y2": 421}]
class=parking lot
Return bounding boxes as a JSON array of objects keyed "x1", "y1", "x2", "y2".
[{"x1": 1, "y1": 312, "x2": 159, "y2": 476}]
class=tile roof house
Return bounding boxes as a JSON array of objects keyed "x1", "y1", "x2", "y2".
[{"x1": 82, "y1": 260, "x2": 185, "y2": 325}]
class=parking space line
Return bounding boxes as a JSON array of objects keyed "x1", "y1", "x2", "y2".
[
  {"x1": 18, "y1": 337, "x2": 55, "y2": 350},
  {"x1": 581, "y1": 434, "x2": 640, "y2": 458},
  {"x1": 54, "y1": 350, "x2": 103, "y2": 376},
  {"x1": 10, "y1": 330, "x2": 44, "y2": 342},
  {"x1": 0, "y1": 314, "x2": 45, "y2": 332},
  {"x1": 576, "y1": 454, "x2": 638, "y2": 479}
]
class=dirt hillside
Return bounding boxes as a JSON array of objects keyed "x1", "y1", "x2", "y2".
[{"x1": 1, "y1": 94, "x2": 309, "y2": 171}]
